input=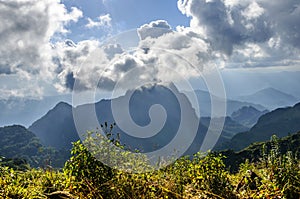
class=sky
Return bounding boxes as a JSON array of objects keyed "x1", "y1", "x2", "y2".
[{"x1": 0, "y1": 0, "x2": 300, "y2": 100}]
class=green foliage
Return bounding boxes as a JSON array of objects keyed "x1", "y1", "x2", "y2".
[
  {"x1": 0, "y1": 125, "x2": 70, "y2": 169},
  {"x1": 1, "y1": 126, "x2": 299, "y2": 198},
  {"x1": 260, "y1": 135, "x2": 300, "y2": 198},
  {"x1": 222, "y1": 131, "x2": 300, "y2": 172},
  {"x1": 64, "y1": 140, "x2": 114, "y2": 198},
  {"x1": 0, "y1": 166, "x2": 67, "y2": 199}
]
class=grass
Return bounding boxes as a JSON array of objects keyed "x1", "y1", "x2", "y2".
[{"x1": 1, "y1": 137, "x2": 299, "y2": 199}]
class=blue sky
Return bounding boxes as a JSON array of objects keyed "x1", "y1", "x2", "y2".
[{"x1": 62, "y1": 0, "x2": 190, "y2": 42}]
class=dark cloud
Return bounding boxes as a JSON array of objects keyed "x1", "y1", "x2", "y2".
[
  {"x1": 261, "y1": 0, "x2": 300, "y2": 48},
  {"x1": 179, "y1": 0, "x2": 273, "y2": 55},
  {"x1": 178, "y1": 0, "x2": 300, "y2": 68},
  {"x1": 114, "y1": 57, "x2": 137, "y2": 72},
  {"x1": 0, "y1": 65, "x2": 13, "y2": 75}
]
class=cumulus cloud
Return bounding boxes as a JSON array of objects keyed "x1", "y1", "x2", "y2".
[
  {"x1": 53, "y1": 39, "x2": 101, "y2": 91},
  {"x1": 0, "y1": 0, "x2": 82, "y2": 77},
  {"x1": 54, "y1": 20, "x2": 214, "y2": 92},
  {"x1": 2, "y1": 0, "x2": 300, "y2": 99},
  {"x1": 53, "y1": 39, "x2": 133, "y2": 92},
  {"x1": 0, "y1": 0, "x2": 83, "y2": 98},
  {"x1": 178, "y1": 0, "x2": 274, "y2": 56},
  {"x1": 177, "y1": 0, "x2": 300, "y2": 68},
  {"x1": 86, "y1": 14, "x2": 112, "y2": 29},
  {"x1": 137, "y1": 20, "x2": 172, "y2": 40}
]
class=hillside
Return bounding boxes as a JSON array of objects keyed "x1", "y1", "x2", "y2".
[
  {"x1": 221, "y1": 131, "x2": 300, "y2": 172},
  {"x1": 216, "y1": 102, "x2": 300, "y2": 151},
  {"x1": 201, "y1": 116, "x2": 249, "y2": 146},
  {"x1": 0, "y1": 125, "x2": 68, "y2": 168},
  {"x1": 231, "y1": 106, "x2": 268, "y2": 128},
  {"x1": 29, "y1": 102, "x2": 79, "y2": 150},
  {"x1": 0, "y1": 125, "x2": 42, "y2": 164}
]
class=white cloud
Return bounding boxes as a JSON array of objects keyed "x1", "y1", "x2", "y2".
[
  {"x1": 241, "y1": 2, "x2": 264, "y2": 20},
  {"x1": 177, "y1": 0, "x2": 300, "y2": 68},
  {"x1": 52, "y1": 39, "x2": 131, "y2": 92},
  {"x1": 2, "y1": 0, "x2": 300, "y2": 99},
  {"x1": 0, "y1": 0, "x2": 83, "y2": 98},
  {"x1": 137, "y1": 20, "x2": 172, "y2": 40},
  {"x1": 0, "y1": 0, "x2": 83, "y2": 76},
  {"x1": 52, "y1": 29, "x2": 211, "y2": 92},
  {"x1": 86, "y1": 14, "x2": 112, "y2": 29}
]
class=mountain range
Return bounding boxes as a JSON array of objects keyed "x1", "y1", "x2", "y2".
[
  {"x1": 28, "y1": 85, "x2": 251, "y2": 155},
  {"x1": 1, "y1": 84, "x2": 300, "y2": 168},
  {"x1": 185, "y1": 89, "x2": 266, "y2": 117},
  {"x1": 2, "y1": 86, "x2": 298, "y2": 129},
  {"x1": 215, "y1": 102, "x2": 300, "y2": 151},
  {"x1": 234, "y1": 87, "x2": 298, "y2": 110},
  {"x1": 231, "y1": 106, "x2": 269, "y2": 128}
]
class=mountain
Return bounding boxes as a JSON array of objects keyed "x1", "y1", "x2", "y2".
[
  {"x1": 29, "y1": 102, "x2": 79, "y2": 150},
  {"x1": 29, "y1": 85, "x2": 203, "y2": 152},
  {"x1": 0, "y1": 95, "x2": 71, "y2": 127},
  {"x1": 0, "y1": 125, "x2": 42, "y2": 161},
  {"x1": 29, "y1": 84, "x2": 247, "y2": 155},
  {"x1": 231, "y1": 106, "x2": 269, "y2": 128},
  {"x1": 236, "y1": 87, "x2": 298, "y2": 110},
  {"x1": 185, "y1": 90, "x2": 266, "y2": 117},
  {"x1": 55, "y1": 85, "x2": 208, "y2": 154},
  {"x1": 0, "y1": 88, "x2": 267, "y2": 127},
  {"x1": 201, "y1": 117, "x2": 249, "y2": 145},
  {"x1": 216, "y1": 102, "x2": 300, "y2": 151}
]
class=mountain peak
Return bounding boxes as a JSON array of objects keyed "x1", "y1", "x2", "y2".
[
  {"x1": 236, "y1": 87, "x2": 298, "y2": 110},
  {"x1": 231, "y1": 106, "x2": 268, "y2": 128},
  {"x1": 251, "y1": 87, "x2": 296, "y2": 99},
  {"x1": 221, "y1": 102, "x2": 300, "y2": 151},
  {"x1": 0, "y1": 124, "x2": 28, "y2": 131},
  {"x1": 55, "y1": 101, "x2": 72, "y2": 108}
]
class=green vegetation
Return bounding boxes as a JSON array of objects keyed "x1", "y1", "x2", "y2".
[
  {"x1": 1, "y1": 127, "x2": 299, "y2": 199},
  {"x1": 221, "y1": 131, "x2": 300, "y2": 172},
  {"x1": 0, "y1": 125, "x2": 70, "y2": 169}
]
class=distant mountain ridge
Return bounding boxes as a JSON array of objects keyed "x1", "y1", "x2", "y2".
[
  {"x1": 27, "y1": 85, "x2": 300, "y2": 156},
  {"x1": 236, "y1": 87, "x2": 298, "y2": 110},
  {"x1": 201, "y1": 116, "x2": 249, "y2": 145},
  {"x1": 231, "y1": 106, "x2": 269, "y2": 128},
  {"x1": 185, "y1": 89, "x2": 266, "y2": 117},
  {"x1": 216, "y1": 102, "x2": 300, "y2": 151}
]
